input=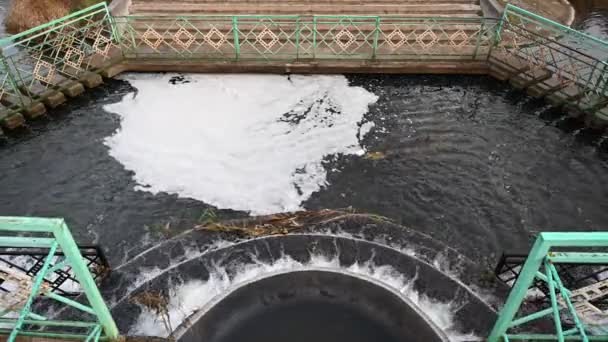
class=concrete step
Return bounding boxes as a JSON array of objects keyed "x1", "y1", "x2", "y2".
[
  {"x1": 130, "y1": 3, "x2": 482, "y2": 15},
  {"x1": 120, "y1": 21, "x2": 486, "y2": 33}
]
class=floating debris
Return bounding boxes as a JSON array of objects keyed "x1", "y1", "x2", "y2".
[
  {"x1": 364, "y1": 151, "x2": 386, "y2": 160},
  {"x1": 132, "y1": 290, "x2": 172, "y2": 333},
  {"x1": 196, "y1": 209, "x2": 392, "y2": 238}
]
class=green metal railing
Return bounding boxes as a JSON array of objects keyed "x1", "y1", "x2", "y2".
[
  {"x1": 496, "y1": 4, "x2": 608, "y2": 120},
  {"x1": 1, "y1": 2, "x2": 608, "y2": 122},
  {"x1": 489, "y1": 232, "x2": 608, "y2": 342},
  {"x1": 113, "y1": 15, "x2": 500, "y2": 61},
  {"x1": 0, "y1": 217, "x2": 118, "y2": 342},
  {"x1": 0, "y1": 2, "x2": 119, "y2": 117}
]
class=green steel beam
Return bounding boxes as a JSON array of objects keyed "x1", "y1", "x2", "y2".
[
  {"x1": 372, "y1": 17, "x2": 380, "y2": 60},
  {"x1": 545, "y1": 260, "x2": 565, "y2": 342},
  {"x1": 547, "y1": 252, "x2": 608, "y2": 263},
  {"x1": 488, "y1": 236, "x2": 551, "y2": 341},
  {"x1": 85, "y1": 325, "x2": 102, "y2": 342},
  {"x1": 233, "y1": 16, "x2": 240, "y2": 60},
  {"x1": 509, "y1": 307, "x2": 553, "y2": 328},
  {"x1": 549, "y1": 263, "x2": 589, "y2": 341},
  {"x1": 0, "y1": 217, "x2": 62, "y2": 233},
  {"x1": 45, "y1": 292, "x2": 96, "y2": 315},
  {"x1": 9, "y1": 241, "x2": 58, "y2": 342},
  {"x1": 505, "y1": 335, "x2": 608, "y2": 341},
  {"x1": 0, "y1": 2, "x2": 109, "y2": 46},
  {"x1": 52, "y1": 220, "x2": 119, "y2": 339},
  {"x1": 535, "y1": 271, "x2": 571, "y2": 295},
  {"x1": 0, "y1": 237, "x2": 56, "y2": 248},
  {"x1": 47, "y1": 258, "x2": 68, "y2": 274},
  {"x1": 0, "y1": 318, "x2": 99, "y2": 328},
  {"x1": 504, "y1": 4, "x2": 608, "y2": 48},
  {"x1": 488, "y1": 232, "x2": 608, "y2": 342},
  {"x1": 0, "y1": 329, "x2": 106, "y2": 341}
]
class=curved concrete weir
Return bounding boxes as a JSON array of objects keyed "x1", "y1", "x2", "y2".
[
  {"x1": 103, "y1": 224, "x2": 497, "y2": 339},
  {"x1": 172, "y1": 270, "x2": 449, "y2": 342}
]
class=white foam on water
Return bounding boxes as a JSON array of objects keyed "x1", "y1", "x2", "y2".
[
  {"x1": 129, "y1": 253, "x2": 476, "y2": 341},
  {"x1": 104, "y1": 74, "x2": 378, "y2": 215}
]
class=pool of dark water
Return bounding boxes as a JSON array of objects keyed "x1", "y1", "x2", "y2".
[
  {"x1": 571, "y1": 0, "x2": 608, "y2": 39},
  {"x1": 210, "y1": 300, "x2": 401, "y2": 342},
  {"x1": 0, "y1": 74, "x2": 606, "y2": 268},
  {"x1": 206, "y1": 288, "x2": 408, "y2": 342}
]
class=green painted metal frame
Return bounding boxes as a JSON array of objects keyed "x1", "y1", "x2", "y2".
[
  {"x1": 111, "y1": 14, "x2": 500, "y2": 62},
  {"x1": 0, "y1": 2, "x2": 120, "y2": 119},
  {"x1": 0, "y1": 217, "x2": 118, "y2": 341},
  {"x1": 496, "y1": 4, "x2": 608, "y2": 121},
  {"x1": 488, "y1": 232, "x2": 608, "y2": 342},
  {"x1": 1, "y1": 1, "x2": 608, "y2": 123}
]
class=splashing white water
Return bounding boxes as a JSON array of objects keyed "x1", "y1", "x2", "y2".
[
  {"x1": 104, "y1": 74, "x2": 378, "y2": 214},
  {"x1": 129, "y1": 253, "x2": 477, "y2": 341}
]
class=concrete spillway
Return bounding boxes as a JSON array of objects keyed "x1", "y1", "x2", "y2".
[{"x1": 173, "y1": 270, "x2": 449, "y2": 342}]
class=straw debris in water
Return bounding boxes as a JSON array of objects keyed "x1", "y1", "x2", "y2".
[
  {"x1": 196, "y1": 209, "x2": 392, "y2": 237},
  {"x1": 131, "y1": 290, "x2": 172, "y2": 333}
]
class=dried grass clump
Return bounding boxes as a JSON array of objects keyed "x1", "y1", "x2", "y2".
[
  {"x1": 131, "y1": 290, "x2": 172, "y2": 333},
  {"x1": 5, "y1": 0, "x2": 105, "y2": 34},
  {"x1": 196, "y1": 209, "x2": 392, "y2": 238},
  {"x1": 5, "y1": 0, "x2": 70, "y2": 34}
]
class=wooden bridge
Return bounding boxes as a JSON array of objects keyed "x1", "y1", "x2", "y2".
[{"x1": 0, "y1": 2, "x2": 607, "y2": 138}]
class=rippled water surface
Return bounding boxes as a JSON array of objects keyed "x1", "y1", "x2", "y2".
[
  {"x1": 572, "y1": 0, "x2": 608, "y2": 38},
  {"x1": 0, "y1": 1, "x2": 606, "y2": 268},
  {"x1": 0, "y1": 75, "x2": 606, "y2": 267}
]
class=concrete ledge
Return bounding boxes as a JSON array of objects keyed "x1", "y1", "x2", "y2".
[
  {"x1": 118, "y1": 60, "x2": 490, "y2": 75},
  {"x1": 61, "y1": 82, "x2": 85, "y2": 98},
  {"x1": 23, "y1": 102, "x2": 47, "y2": 119},
  {"x1": 1, "y1": 113, "x2": 26, "y2": 129},
  {"x1": 80, "y1": 72, "x2": 104, "y2": 89}
]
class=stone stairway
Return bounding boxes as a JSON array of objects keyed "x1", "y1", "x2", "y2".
[{"x1": 128, "y1": 0, "x2": 483, "y2": 16}]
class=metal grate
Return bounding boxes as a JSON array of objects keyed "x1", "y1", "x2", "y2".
[
  {"x1": 495, "y1": 253, "x2": 608, "y2": 299},
  {"x1": 0, "y1": 245, "x2": 109, "y2": 297}
]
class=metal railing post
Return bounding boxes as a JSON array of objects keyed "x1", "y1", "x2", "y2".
[
  {"x1": 8, "y1": 242, "x2": 58, "y2": 342},
  {"x1": 295, "y1": 17, "x2": 301, "y2": 60},
  {"x1": 52, "y1": 221, "x2": 119, "y2": 340},
  {"x1": 313, "y1": 16, "x2": 317, "y2": 59},
  {"x1": 233, "y1": 16, "x2": 240, "y2": 61},
  {"x1": 372, "y1": 17, "x2": 380, "y2": 60},
  {"x1": 488, "y1": 235, "x2": 550, "y2": 342},
  {"x1": 0, "y1": 54, "x2": 26, "y2": 108},
  {"x1": 473, "y1": 19, "x2": 485, "y2": 60}
]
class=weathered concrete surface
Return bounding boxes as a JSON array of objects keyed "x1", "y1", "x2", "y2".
[
  {"x1": 117, "y1": 60, "x2": 490, "y2": 75},
  {"x1": 129, "y1": 0, "x2": 483, "y2": 16}
]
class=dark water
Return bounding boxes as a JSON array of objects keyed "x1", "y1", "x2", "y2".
[
  {"x1": 0, "y1": 81, "x2": 246, "y2": 265},
  {"x1": 306, "y1": 75, "x2": 608, "y2": 263},
  {"x1": 215, "y1": 300, "x2": 400, "y2": 342},
  {"x1": 571, "y1": 0, "x2": 608, "y2": 39},
  {"x1": 0, "y1": 75, "x2": 606, "y2": 268}
]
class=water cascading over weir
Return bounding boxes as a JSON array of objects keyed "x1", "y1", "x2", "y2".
[{"x1": 0, "y1": 0, "x2": 607, "y2": 341}]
